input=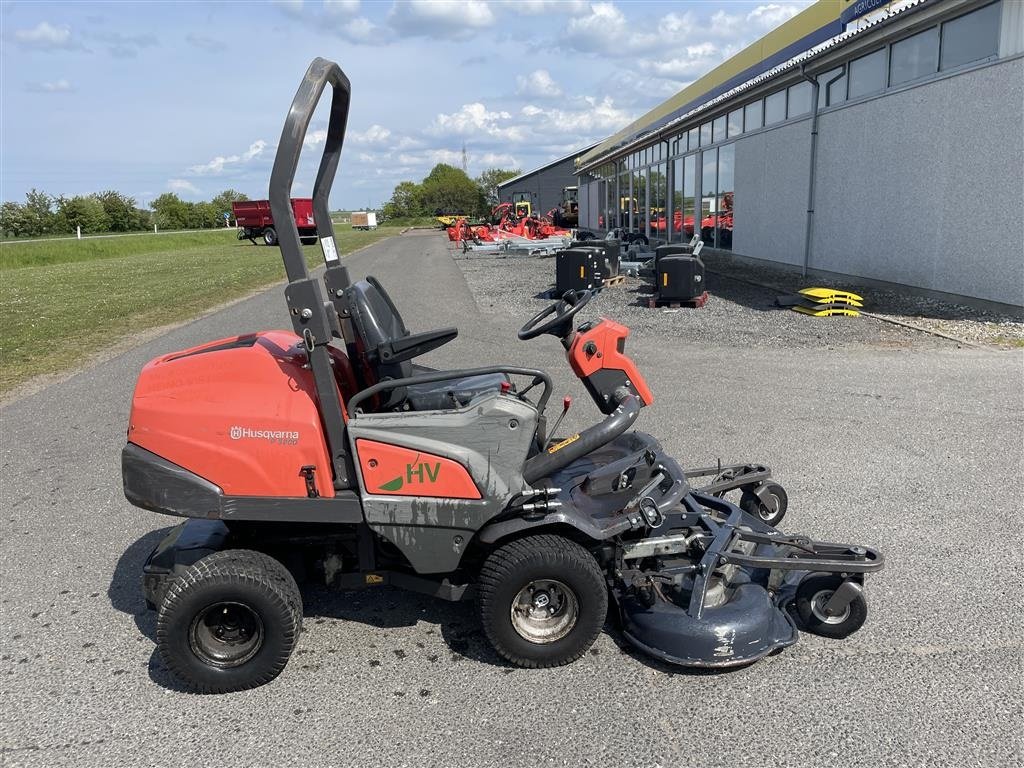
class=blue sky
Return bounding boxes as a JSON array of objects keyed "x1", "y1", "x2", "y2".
[{"x1": 1, "y1": 0, "x2": 810, "y2": 209}]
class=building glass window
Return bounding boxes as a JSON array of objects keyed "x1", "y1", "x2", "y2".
[
  {"x1": 817, "y1": 66, "x2": 846, "y2": 108},
  {"x1": 618, "y1": 168, "x2": 631, "y2": 229},
  {"x1": 687, "y1": 128, "x2": 699, "y2": 151},
  {"x1": 717, "y1": 144, "x2": 734, "y2": 251},
  {"x1": 940, "y1": 1, "x2": 1001, "y2": 71},
  {"x1": 743, "y1": 100, "x2": 763, "y2": 130},
  {"x1": 712, "y1": 115, "x2": 727, "y2": 144},
  {"x1": 764, "y1": 90, "x2": 786, "y2": 125},
  {"x1": 633, "y1": 166, "x2": 647, "y2": 233},
  {"x1": 672, "y1": 154, "x2": 696, "y2": 242},
  {"x1": 787, "y1": 81, "x2": 812, "y2": 117},
  {"x1": 890, "y1": 27, "x2": 938, "y2": 86},
  {"x1": 605, "y1": 171, "x2": 617, "y2": 231},
  {"x1": 701, "y1": 149, "x2": 718, "y2": 247},
  {"x1": 649, "y1": 162, "x2": 667, "y2": 240},
  {"x1": 700, "y1": 122, "x2": 712, "y2": 146},
  {"x1": 728, "y1": 108, "x2": 743, "y2": 137},
  {"x1": 848, "y1": 48, "x2": 887, "y2": 99}
]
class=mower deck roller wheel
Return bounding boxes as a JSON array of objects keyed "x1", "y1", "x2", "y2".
[
  {"x1": 156, "y1": 549, "x2": 302, "y2": 693},
  {"x1": 478, "y1": 535, "x2": 607, "y2": 667},
  {"x1": 794, "y1": 574, "x2": 867, "y2": 640},
  {"x1": 740, "y1": 481, "x2": 788, "y2": 527}
]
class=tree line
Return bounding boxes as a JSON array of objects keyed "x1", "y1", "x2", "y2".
[
  {"x1": 0, "y1": 189, "x2": 251, "y2": 238},
  {"x1": 381, "y1": 165, "x2": 520, "y2": 221}
]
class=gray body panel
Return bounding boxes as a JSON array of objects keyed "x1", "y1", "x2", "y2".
[{"x1": 347, "y1": 392, "x2": 538, "y2": 573}]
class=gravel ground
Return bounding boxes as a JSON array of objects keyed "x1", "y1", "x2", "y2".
[{"x1": 453, "y1": 245, "x2": 1024, "y2": 349}]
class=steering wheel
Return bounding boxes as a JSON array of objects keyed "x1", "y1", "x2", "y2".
[{"x1": 518, "y1": 289, "x2": 592, "y2": 341}]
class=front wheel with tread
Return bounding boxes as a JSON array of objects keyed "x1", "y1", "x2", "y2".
[
  {"x1": 263, "y1": 227, "x2": 277, "y2": 246},
  {"x1": 156, "y1": 549, "x2": 302, "y2": 693},
  {"x1": 478, "y1": 535, "x2": 607, "y2": 668}
]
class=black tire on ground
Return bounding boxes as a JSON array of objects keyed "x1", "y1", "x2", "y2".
[
  {"x1": 263, "y1": 227, "x2": 277, "y2": 246},
  {"x1": 478, "y1": 535, "x2": 607, "y2": 668},
  {"x1": 156, "y1": 549, "x2": 302, "y2": 693},
  {"x1": 739, "y1": 481, "x2": 788, "y2": 527},
  {"x1": 794, "y1": 574, "x2": 867, "y2": 640},
  {"x1": 300, "y1": 236, "x2": 318, "y2": 246}
]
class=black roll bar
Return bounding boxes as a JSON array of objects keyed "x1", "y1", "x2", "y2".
[
  {"x1": 269, "y1": 57, "x2": 350, "y2": 283},
  {"x1": 270, "y1": 58, "x2": 355, "y2": 488}
]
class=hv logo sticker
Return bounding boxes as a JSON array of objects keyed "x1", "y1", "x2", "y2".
[{"x1": 379, "y1": 462, "x2": 442, "y2": 492}]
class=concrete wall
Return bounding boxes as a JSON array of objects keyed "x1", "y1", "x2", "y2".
[
  {"x1": 497, "y1": 155, "x2": 578, "y2": 215},
  {"x1": 810, "y1": 57, "x2": 1024, "y2": 306},
  {"x1": 732, "y1": 119, "x2": 812, "y2": 267}
]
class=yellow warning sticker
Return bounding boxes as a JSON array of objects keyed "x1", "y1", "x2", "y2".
[
  {"x1": 365, "y1": 573, "x2": 384, "y2": 585},
  {"x1": 548, "y1": 433, "x2": 581, "y2": 453}
]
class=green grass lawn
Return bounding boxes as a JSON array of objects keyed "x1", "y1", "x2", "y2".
[{"x1": 0, "y1": 227, "x2": 395, "y2": 394}]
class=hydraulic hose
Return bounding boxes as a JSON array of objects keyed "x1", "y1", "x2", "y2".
[{"x1": 523, "y1": 387, "x2": 640, "y2": 485}]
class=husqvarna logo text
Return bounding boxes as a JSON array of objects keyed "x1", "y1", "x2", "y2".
[{"x1": 229, "y1": 426, "x2": 300, "y2": 445}]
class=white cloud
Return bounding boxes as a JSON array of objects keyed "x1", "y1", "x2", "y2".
[
  {"x1": 520, "y1": 96, "x2": 634, "y2": 135},
  {"x1": 349, "y1": 124, "x2": 392, "y2": 145},
  {"x1": 388, "y1": 0, "x2": 495, "y2": 39},
  {"x1": 185, "y1": 33, "x2": 225, "y2": 52},
  {"x1": 189, "y1": 140, "x2": 267, "y2": 175},
  {"x1": 304, "y1": 129, "x2": 328, "y2": 148},
  {"x1": 501, "y1": 0, "x2": 588, "y2": 14},
  {"x1": 323, "y1": 0, "x2": 360, "y2": 14},
  {"x1": 274, "y1": 0, "x2": 305, "y2": 17},
  {"x1": 516, "y1": 69, "x2": 562, "y2": 98},
  {"x1": 430, "y1": 103, "x2": 525, "y2": 142},
  {"x1": 168, "y1": 179, "x2": 200, "y2": 194},
  {"x1": 15, "y1": 21, "x2": 76, "y2": 49},
  {"x1": 89, "y1": 30, "x2": 158, "y2": 58},
  {"x1": 26, "y1": 79, "x2": 74, "y2": 94},
  {"x1": 339, "y1": 16, "x2": 377, "y2": 41}
]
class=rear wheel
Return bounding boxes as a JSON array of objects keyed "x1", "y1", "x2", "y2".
[
  {"x1": 263, "y1": 227, "x2": 277, "y2": 246},
  {"x1": 156, "y1": 549, "x2": 302, "y2": 693},
  {"x1": 740, "y1": 481, "x2": 788, "y2": 527},
  {"x1": 794, "y1": 574, "x2": 867, "y2": 639},
  {"x1": 478, "y1": 535, "x2": 607, "y2": 667}
]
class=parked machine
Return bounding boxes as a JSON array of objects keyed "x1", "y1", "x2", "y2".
[
  {"x1": 122, "y1": 59, "x2": 884, "y2": 693},
  {"x1": 647, "y1": 238, "x2": 708, "y2": 308},
  {"x1": 555, "y1": 248, "x2": 605, "y2": 294},
  {"x1": 232, "y1": 198, "x2": 318, "y2": 246}
]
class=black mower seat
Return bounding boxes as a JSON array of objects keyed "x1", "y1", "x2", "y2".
[{"x1": 343, "y1": 276, "x2": 507, "y2": 411}]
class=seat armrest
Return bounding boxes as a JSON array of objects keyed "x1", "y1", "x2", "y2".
[{"x1": 376, "y1": 327, "x2": 458, "y2": 364}]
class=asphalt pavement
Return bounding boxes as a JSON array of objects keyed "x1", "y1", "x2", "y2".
[{"x1": 1, "y1": 231, "x2": 1021, "y2": 767}]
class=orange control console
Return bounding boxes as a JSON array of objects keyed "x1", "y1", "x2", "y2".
[{"x1": 567, "y1": 319, "x2": 654, "y2": 414}]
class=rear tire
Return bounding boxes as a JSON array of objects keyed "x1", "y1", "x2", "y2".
[
  {"x1": 263, "y1": 227, "x2": 277, "y2": 246},
  {"x1": 794, "y1": 574, "x2": 867, "y2": 639},
  {"x1": 478, "y1": 535, "x2": 607, "y2": 668},
  {"x1": 156, "y1": 549, "x2": 302, "y2": 693}
]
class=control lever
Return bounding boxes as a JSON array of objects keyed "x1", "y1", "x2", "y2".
[{"x1": 547, "y1": 396, "x2": 572, "y2": 445}]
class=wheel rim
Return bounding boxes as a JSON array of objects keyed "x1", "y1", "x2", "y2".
[
  {"x1": 509, "y1": 579, "x2": 579, "y2": 644},
  {"x1": 189, "y1": 601, "x2": 264, "y2": 668},
  {"x1": 758, "y1": 493, "x2": 780, "y2": 522},
  {"x1": 809, "y1": 590, "x2": 850, "y2": 625}
]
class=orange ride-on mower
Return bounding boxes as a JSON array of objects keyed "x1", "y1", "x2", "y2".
[{"x1": 121, "y1": 59, "x2": 884, "y2": 693}]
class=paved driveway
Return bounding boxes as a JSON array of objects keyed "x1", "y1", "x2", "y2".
[{"x1": 2, "y1": 231, "x2": 1021, "y2": 767}]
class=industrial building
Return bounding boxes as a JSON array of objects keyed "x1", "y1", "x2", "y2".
[
  {"x1": 496, "y1": 144, "x2": 597, "y2": 218},
  {"x1": 571, "y1": 0, "x2": 1023, "y2": 308}
]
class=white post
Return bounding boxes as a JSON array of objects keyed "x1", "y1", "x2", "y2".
[
  {"x1": 76, "y1": 225, "x2": 81, "y2": 239},
  {"x1": 154, "y1": 223, "x2": 158, "y2": 233}
]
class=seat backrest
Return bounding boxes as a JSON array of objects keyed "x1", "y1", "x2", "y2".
[{"x1": 344, "y1": 276, "x2": 411, "y2": 407}]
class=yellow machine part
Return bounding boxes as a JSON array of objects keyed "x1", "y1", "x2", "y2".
[
  {"x1": 799, "y1": 287, "x2": 864, "y2": 303},
  {"x1": 792, "y1": 305, "x2": 861, "y2": 317}
]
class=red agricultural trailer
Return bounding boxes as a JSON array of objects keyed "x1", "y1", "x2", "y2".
[{"x1": 232, "y1": 198, "x2": 318, "y2": 246}]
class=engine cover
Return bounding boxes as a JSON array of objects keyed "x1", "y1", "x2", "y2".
[{"x1": 126, "y1": 330, "x2": 344, "y2": 498}]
